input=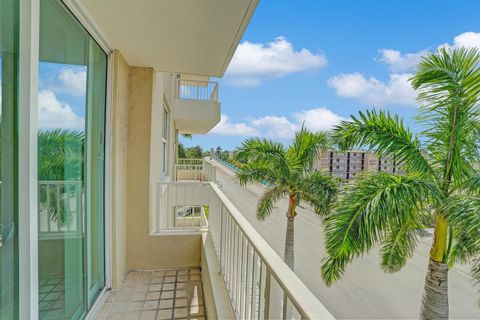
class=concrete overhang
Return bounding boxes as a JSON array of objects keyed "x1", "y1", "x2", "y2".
[{"x1": 74, "y1": 0, "x2": 259, "y2": 77}]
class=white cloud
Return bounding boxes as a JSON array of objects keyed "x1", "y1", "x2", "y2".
[
  {"x1": 226, "y1": 36, "x2": 327, "y2": 86},
  {"x1": 38, "y1": 90, "x2": 85, "y2": 130},
  {"x1": 378, "y1": 32, "x2": 480, "y2": 73},
  {"x1": 377, "y1": 49, "x2": 427, "y2": 72},
  {"x1": 294, "y1": 108, "x2": 346, "y2": 131},
  {"x1": 328, "y1": 72, "x2": 416, "y2": 107},
  {"x1": 210, "y1": 114, "x2": 259, "y2": 136},
  {"x1": 57, "y1": 68, "x2": 87, "y2": 96},
  {"x1": 252, "y1": 116, "x2": 298, "y2": 139},
  {"x1": 439, "y1": 31, "x2": 480, "y2": 50},
  {"x1": 210, "y1": 107, "x2": 344, "y2": 139}
]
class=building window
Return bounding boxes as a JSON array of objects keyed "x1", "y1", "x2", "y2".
[{"x1": 162, "y1": 104, "x2": 169, "y2": 175}]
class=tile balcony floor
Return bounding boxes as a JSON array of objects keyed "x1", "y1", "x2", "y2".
[{"x1": 94, "y1": 268, "x2": 205, "y2": 320}]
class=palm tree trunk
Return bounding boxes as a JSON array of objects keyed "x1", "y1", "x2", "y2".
[
  {"x1": 284, "y1": 216, "x2": 295, "y2": 269},
  {"x1": 283, "y1": 195, "x2": 296, "y2": 318},
  {"x1": 284, "y1": 195, "x2": 296, "y2": 270},
  {"x1": 419, "y1": 258, "x2": 449, "y2": 320}
]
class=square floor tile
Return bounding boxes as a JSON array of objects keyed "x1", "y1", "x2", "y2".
[
  {"x1": 128, "y1": 301, "x2": 144, "y2": 311},
  {"x1": 110, "y1": 302, "x2": 127, "y2": 313},
  {"x1": 140, "y1": 310, "x2": 156, "y2": 320},
  {"x1": 156, "y1": 309, "x2": 172, "y2": 320},
  {"x1": 124, "y1": 311, "x2": 141, "y2": 320},
  {"x1": 143, "y1": 300, "x2": 158, "y2": 310},
  {"x1": 159, "y1": 299, "x2": 173, "y2": 309},
  {"x1": 174, "y1": 307, "x2": 188, "y2": 318}
]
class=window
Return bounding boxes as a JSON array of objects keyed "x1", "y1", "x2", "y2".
[{"x1": 162, "y1": 104, "x2": 169, "y2": 176}]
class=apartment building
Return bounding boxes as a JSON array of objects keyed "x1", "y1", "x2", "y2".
[
  {"x1": 0, "y1": 0, "x2": 333, "y2": 319},
  {"x1": 315, "y1": 150, "x2": 404, "y2": 180}
]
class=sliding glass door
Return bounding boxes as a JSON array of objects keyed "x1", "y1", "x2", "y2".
[
  {"x1": 38, "y1": 0, "x2": 107, "y2": 318},
  {"x1": 0, "y1": 0, "x2": 19, "y2": 319}
]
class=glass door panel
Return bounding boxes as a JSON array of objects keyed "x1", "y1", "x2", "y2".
[
  {"x1": 85, "y1": 39, "x2": 106, "y2": 308},
  {"x1": 38, "y1": 1, "x2": 107, "y2": 318},
  {"x1": 0, "y1": 0, "x2": 19, "y2": 318}
]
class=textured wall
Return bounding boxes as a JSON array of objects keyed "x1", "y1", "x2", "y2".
[{"x1": 111, "y1": 50, "x2": 130, "y2": 288}]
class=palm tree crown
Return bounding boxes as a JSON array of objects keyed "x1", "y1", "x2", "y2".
[
  {"x1": 321, "y1": 47, "x2": 480, "y2": 319},
  {"x1": 235, "y1": 127, "x2": 338, "y2": 270}
]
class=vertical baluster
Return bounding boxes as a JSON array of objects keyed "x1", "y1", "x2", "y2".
[
  {"x1": 244, "y1": 243, "x2": 251, "y2": 319},
  {"x1": 229, "y1": 215, "x2": 234, "y2": 292},
  {"x1": 225, "y1": 213, "x2": 231, "y2": 287},
  {"x1": 56, "y1": 183, "x2": 61, "y2": 231},
  {"x1": 239, "y1": 234, "x2": 245, "y2": 319},
  {"x1": 232, "y1": 224, "x2": 239, "y2": 315},
  {"x1": 250, "y1": 251, "x2": 258, "y2": 320},
  {"x1": 263, "y1": 266, "x2": 272, "y2": 320}
]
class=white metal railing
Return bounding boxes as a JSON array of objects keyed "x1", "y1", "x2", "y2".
[
  {"x1": 175, "y1": 205, "x2": 208, "y2": 229},
  {"x1": 153, "y1": 182, "x2": 210, "y2": 231},
  {"x1": 177, "y1": 79, "x2": 219, "y2": 102},
  {"x1": 38, "y1": 181, "x2": 83, "y2": 239},
  {"x1": 0, "y1": 180, "x2": 83, "y2": 239},
  {"x1": 174, "y1": 159, "x2": 217, "y2": 182},
  {"x1": 152, "y1": 181, "x2": 334, "y2": 319},
  {"x1": 177, "y1": 158, "x2": 204, "y2": 166}
]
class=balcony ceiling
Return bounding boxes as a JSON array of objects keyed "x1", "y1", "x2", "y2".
[{"x1": 76, "y1": 0, "x2": 258, "y2": 77}]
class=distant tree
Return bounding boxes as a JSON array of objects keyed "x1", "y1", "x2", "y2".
[
  {"x1": 216, "y1": 146, "x2": 222, "y2": 158},
  {"x1": 321, "y1": 48, "x2": 480, "y2": 320},
  {"x1": 178, "y1": 143, "x2": 187, "y2": 158},
  {"x1": 186, "y1": 145, "x2": 203, "y2": 159}
]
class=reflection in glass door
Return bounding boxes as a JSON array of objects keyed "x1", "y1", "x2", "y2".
[
  {"x1": 0, "y1": 0, "x2": 19, "y2": 319},
  {"x1": 38, "y1": 0, "x2": 107, "y2": 318}
]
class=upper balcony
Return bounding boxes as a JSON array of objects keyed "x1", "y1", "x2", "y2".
[{"x1": 174, "y1": 80, "x2": 221, "y2": 134}]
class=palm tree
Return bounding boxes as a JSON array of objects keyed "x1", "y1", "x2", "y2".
[
  {"x1": 235, "y1": 127, "x2": 338, "y2": 270},
  {"x1": 38, "y1": 129, "x2": 84, "y2": 225},
  {"x1": 321, "y1": 47, "x2": 480, "y2": 320}
]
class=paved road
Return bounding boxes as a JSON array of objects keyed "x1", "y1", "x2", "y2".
[{"x1": 211, "y1": 159, "x2": 480, "y2": 319}]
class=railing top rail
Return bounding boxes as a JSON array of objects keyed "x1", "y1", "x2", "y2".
[
  {"x1": 209, "y1": 182, "x2": 334, "y2": 320},
  {"x1": 177, "y1": 79, "x2": 218, "y2": 86},
  {"x1": 177, "y1": 79, "x2": 219, "y2": 102}
]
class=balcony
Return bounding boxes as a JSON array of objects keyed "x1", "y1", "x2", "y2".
[
  {"x1": 142, "y1": 181, "x2": 334, "y2": 319},
  {"x1": 174, "y1": 80, "x2": 221, "y2": 134},
  {"x1": 174, "y1": 158, "x2": 217, "y2": 183}
]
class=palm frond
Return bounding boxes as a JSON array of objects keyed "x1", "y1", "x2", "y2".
[
  {"x1": 411, "y1": 47, "x2": 480, "y2": 187},
  {"x1": 287, "y1": 126, "x2": 330, "y2": 172},
  {"x1": 473, "y1": 258, "x2": 480, "y2": 296},
  {"x1": 298, "y1": 170, "x2": 338, "y2": 217},
  {"x1": 235, "y1": 162, "x2": 279, "y2": 187},
  {"x1": 332, "y1": 110, "x2": 434, "y2": 178},
  {"x1": 380, "y1": 218, "x2": 422, "y2": 273},
  {"x1": 321, "y1": 172, "x2": 440, "y2": 286},
  {"x1": 445, "y1": 194, "x2": 480, "y2": 264},
  {"x1": 257, "y1": 186, "x2": 287, "y2": 221},
  {"x1": 234, "y1": 137, "x2": 290, "y2": 177}
]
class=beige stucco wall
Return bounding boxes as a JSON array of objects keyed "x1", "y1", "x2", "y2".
[
  {"x1": 125, "y1": 67, "x2": 201, "y2": 270},
  {"x1": 110, "y1": 52, "x2": 202, "y2": 287},
  {"x1": 111, "y1": 50, "x2": 130, "y2": 288}
]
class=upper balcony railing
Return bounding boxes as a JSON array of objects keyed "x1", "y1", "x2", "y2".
[
  {"x1": 177, "y1": 79, "x2": 218, "y2": 102},
  {"x1": 152, "y1": 181, "x2": 335, "y2": 319}
]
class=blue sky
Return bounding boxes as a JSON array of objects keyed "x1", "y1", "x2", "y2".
[{"x1": 182, "y1": 0, "x2": 480, "y2": 150}]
